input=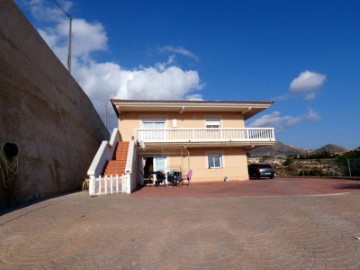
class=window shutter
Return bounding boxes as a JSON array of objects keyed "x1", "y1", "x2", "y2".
[{"x1": 206, "y1": 117, "x2": 220, "y2": 128}]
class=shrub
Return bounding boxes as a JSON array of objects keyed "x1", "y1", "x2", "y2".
[{"x1": 299, "y1": 168, "x2": 327, "y2": 176}]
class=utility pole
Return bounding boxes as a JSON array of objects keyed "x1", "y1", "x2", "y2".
[
  {"x1": 67, "y1": 16, "x2": 72, "y2": 73},
  {"x1": 51, "y1": 0, "x2": 72, "y2": 73},
  {"x1": 105, "y1": 101, "x2": 108, "y2": 128},
  {"x1": 347, "y1": 159, "x2": 352, "y2": 178}
]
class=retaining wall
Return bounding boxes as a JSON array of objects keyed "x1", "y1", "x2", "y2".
[{"x1": 0, "y1": 0, "x2": 109, "y2": 206}]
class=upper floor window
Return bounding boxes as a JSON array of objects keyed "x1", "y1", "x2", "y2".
[
  {"x1": 141, "y1": 118, "x2": 166, "y2": 140},
  {"x1": 141, "y1": 118, "x2": 166, "y2": 129},
  {"x1": 205, "y1": 117, "x2": 220, "y2": 129}
]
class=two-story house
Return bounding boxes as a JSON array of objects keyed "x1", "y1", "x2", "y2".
[{"x1": 105, "y1": 99, "x2": 275, "y2": 184}]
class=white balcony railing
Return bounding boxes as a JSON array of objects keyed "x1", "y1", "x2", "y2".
[{"x1": 136, "y1": 128, "x2": 275, "y2": 143}]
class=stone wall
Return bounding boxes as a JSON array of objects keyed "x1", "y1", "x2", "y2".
[{"x1": 0, "y1": 0, "x2": 109, "y2": 206}]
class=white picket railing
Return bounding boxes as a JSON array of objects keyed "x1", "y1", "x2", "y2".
[
  {"x1": 125, "y1": 139, "x2": 138, "y2": 193},
  {"x1": 89, "y1": 174, "x2": 124, "y2": 196},
  {"x1": 88, "y1": 138, "x2": 138, "y2": 196},
  {"x1": 87, "y1": 128, "x2": 120, "y2": 178},
  {"x1": 136, "y1": 128, "x2": 275, "y2": 142}
]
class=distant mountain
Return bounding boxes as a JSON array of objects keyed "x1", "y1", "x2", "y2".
[
  {"x1": 311, "y1": 144, "x2": 347, "y2": 154},
  {"x1": 249, "y1": 141, "x2": 307, "y2": 157}
]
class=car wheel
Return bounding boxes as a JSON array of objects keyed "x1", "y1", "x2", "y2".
[
  {"x1": 253, "y1": 173, "x2": 259, "y2": 179},
  {"x1": 270, "y1": 175, "x2": 274, "y2": 179}
]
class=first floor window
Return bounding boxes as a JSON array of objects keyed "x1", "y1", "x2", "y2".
[{"x1": 208, "y1": 153, "x2": 223, "y2": 168}]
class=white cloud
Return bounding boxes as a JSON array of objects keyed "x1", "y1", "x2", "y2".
[
  {"x1": 306, "y1": 108, "x2": 321, "y2": 121},
  {"x1": 38, "y1": 18, "x2": 108, "y2": 62},
  {"x1": 304, "y1": 92, "x2": 316, "y2": 100},
  {"x1": 185, "y1": 94, "x2": 203, "y2": 101},
  {"x1": 159, "y1": 46, "x2": 199, "y2": 61},
  {"x1": 38, "y1": 28, "x2": 58, "y2": 48},
  {"x1": 249, "y1": 108, "x2": 321, "y2": 131},
  {"x1": 289, "y1": 70, "x2": 326, "y2": 100},
  {"x1": 69, "y1": 19, "x2": 108, "y2": 58},
  {"x1": 71, "y1": 56, "x2": 203, "y2": 115},
  {"x1": 26, "y1": 0, "x2": 72, "y2": 22},
  {"x1": 272, "y1": 94, "x2": 290, "y2": 101},
  {"x1": 290, "y1": 70, "x2": 326, "y2": 92},
  {"x1": 125, "y1": 66, "x2": 203, "y2": 99},
  {"x1": 155, "y1": 55, "x2": 176, "y2": 71},
  {"x1": 249, "y1": 111, "x2": 302, "y2": 131},
  {"x1": 25, "y1": 0, "x2": 203, "y2": 122}
]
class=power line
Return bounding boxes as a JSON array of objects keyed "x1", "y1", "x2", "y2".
[{"x1": 50, "y1": 0, "x2": 71, "y2": 18}]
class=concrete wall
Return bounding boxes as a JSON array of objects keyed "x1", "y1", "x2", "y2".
[{"x1": 0, "y1": 0, "x2": 109, "y2": 206}]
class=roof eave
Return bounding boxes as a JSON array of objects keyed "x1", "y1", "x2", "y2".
[{"x1": 110, "y1": 99, "x2": 274, "y2": 119}]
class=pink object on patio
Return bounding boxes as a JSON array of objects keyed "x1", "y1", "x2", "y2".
[{"x1": 185, "y1": 170, "x2": 192, "y2": 186}]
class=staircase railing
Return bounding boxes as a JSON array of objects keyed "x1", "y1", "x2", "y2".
[
  {"x1": 88, "y1": 130, "x2": 139, "y2": 195},
  {"x1": 124, "y1": 137, "x2": 137, "y2": 193},
  {"x1": 87, "y1": 128, "x2": 120, "y2": 183},
  {"x1": 90, "y1": 175, "x2": 124, "y2": 196}
]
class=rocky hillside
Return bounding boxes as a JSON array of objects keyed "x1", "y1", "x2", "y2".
[
  {"x1": 249, "y1": 142, "x2": 348, "y2": 157},
  {"x1": 311, "y1": 144, "x2": 347, "y2": 154},
  {"x1": 248, "y1": 143, "x2": 357, "y2": 177},
  {"x1": 249, "y1": 141, "x2": 307, "y2": 157}
]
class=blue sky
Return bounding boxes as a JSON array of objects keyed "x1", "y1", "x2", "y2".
[{"x1": 16, "y1": 0, "x2": 360, "y2": 149}]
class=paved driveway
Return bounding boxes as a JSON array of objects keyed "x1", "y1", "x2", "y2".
[{"x1": 1, "y1": 178, "x2": 360, "y2": 269}]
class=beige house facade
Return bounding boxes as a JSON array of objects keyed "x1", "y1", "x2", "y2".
[{"x1": 110, "y1": 99, "x2": 276, "y2": 183}]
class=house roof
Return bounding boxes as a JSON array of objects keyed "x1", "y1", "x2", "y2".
[{"x1": 110, "y1": 99, "x2": 274, "y2": 120}]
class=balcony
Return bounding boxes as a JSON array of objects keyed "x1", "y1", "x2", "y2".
[{"x1": 136, "y1": 128, "x2": 275, "y2": 148}]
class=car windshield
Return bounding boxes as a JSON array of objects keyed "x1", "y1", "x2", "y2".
[{"x1": 260, "y1": 164, "x2": 272, "y2": 168}]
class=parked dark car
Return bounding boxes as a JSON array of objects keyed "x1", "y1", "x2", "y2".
[{"x1": 248, "y1": 163, "x2": 275, "y2": 179}]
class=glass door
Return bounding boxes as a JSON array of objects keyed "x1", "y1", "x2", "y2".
[{"x1": 154, "y1": 156, "x2": 167, "y2": 172}]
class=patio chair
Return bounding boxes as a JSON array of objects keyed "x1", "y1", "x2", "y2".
[
  {"x1": 167, "y1": 170, "x2": 182, "y2": 186},
  {"x1": 140, "y1": 171, "x2": 153, "y2": 186},
  {"x1": 154, "y1": 170, "x2": 166, "y2": 186}
]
